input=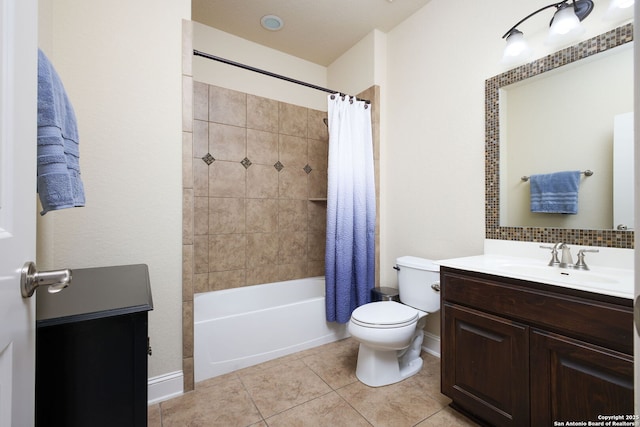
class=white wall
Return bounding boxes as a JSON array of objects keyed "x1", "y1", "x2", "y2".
[
  {"x1": 37, "y1": 0, "x2": 189, "y2": 378},
  {"x1": 327, "y1": 30, "x2": 381, "y2": 95},
  {"x1": 383, "y1": 0, "x2": 631, "y2": 336}
]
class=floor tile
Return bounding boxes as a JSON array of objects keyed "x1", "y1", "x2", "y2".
[
  {"x1": 404, "y1": 353, "x2": 452, "y2": 407},
  {"x1": 147, "y1": 403, "x2": 161, "y2": 427},
  {"x1": 160, "y1": 376, "x2": 262, "y2": 426},
  {"x1": 239, "y1": 359, "x2": 333, "y2": 418},
  {"x1": 336, "y1": 372, "x2": 445, "y2": 427},
  {"x1": 301, "y1": 340, "x2": 359, "y2": 389},
  {"x1": 416, "y1": 406, "x2": 481, "y2": 426},
  {"x1": 265, "y1": 392, "x2": 371, "y2": 427},
  {"x1": 152, "y1": 338, "x2": 480, "y2": 427}
]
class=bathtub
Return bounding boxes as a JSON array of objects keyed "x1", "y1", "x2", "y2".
[{"x1": 194, "y1": 276, "x2": 349, "y2": 382}]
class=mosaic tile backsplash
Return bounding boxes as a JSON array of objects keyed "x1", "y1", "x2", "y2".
[{"x1": 485, "y1": 23, "x2": 634, "y2": 249}]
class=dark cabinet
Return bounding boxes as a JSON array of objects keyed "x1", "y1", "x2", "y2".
[
  {"x1": 530, "y1": 330, "x2": 633, "y2": 426},
  {"x1": 443, "y1": 303, "x2": 529, "y2": 426},
  {"x1": 440, "y1": 267, "x2": 633, "y2": 427},
  {"x1": 35, "y1": 264, "x2": 153, "y2": 427}
]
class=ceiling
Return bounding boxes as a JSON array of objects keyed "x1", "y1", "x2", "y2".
[{"x1": 191, "y1": 0, "x2": 432, "y2": 66}]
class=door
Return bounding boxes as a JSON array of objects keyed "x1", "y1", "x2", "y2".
[{"x1": 0, "y1": 0, "x2": 38, "y2": 425}]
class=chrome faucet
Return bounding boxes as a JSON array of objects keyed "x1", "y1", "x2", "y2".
[
  {"x1": 573, "y1": 248, "x2": 599, "y2": 270},
  {"x1": 540, "y1": 242, "x2": 572, "y2": 268},
  {"x1": 540, "y1": 242, "x2": 561, "y2": 266},
  {"x1": 558, "y1": 243, "x2": 573, "y2": 268},
  {"x1": 541, "y1": 243, "x2": 600, "y2": 270}
]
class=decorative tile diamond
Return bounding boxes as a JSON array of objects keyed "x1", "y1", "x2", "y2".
[
  {"x1": 303, "y1": 164, "x2": 312, "y2": 174},
  {"x1": 274, "y1": 161, "x2": 284, "y2": 172},
  {"x1": 241, "y1": 157, "x2": 252, "y2": 169},
  {"x1": 202, "y1": 153, "x2": 215, "y2": 165}
]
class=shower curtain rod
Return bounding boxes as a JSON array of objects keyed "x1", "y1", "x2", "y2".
[{"x1": 193, "y1": 49, "x2": 370, "y2": 104}]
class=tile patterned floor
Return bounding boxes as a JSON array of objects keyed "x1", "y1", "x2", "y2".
[{"x1": 148, "y1": 338, "x2": 480, "y2": 427}]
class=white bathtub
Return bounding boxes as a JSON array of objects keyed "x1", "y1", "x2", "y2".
[{"x1": 194, "y1": 276, "x2": 349, "y2": 382}]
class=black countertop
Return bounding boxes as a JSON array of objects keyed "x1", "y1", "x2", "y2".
[{"x1": 36, "y1": 263, "x2": 153, "y2": 327}]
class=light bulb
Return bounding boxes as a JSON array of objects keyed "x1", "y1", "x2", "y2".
[{"x1": 546, "y1": 5, "x2": 585, "y2": 46}]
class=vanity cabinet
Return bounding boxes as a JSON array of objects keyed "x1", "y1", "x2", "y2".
[
  {"x1": 35, "y1": 264, "x2": 153, "y2": 427},
  {"x1": 440, "y1": 267, "x2": 633, "y2": 427}
]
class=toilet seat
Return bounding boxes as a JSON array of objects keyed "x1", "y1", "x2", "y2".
[{"x1": 350, "y1": 301, "x2": 418, "y2": 329}]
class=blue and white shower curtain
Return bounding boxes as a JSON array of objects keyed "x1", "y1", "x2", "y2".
[{"x1": 325, "y1": 94, "x2": 376, "y2": 324}]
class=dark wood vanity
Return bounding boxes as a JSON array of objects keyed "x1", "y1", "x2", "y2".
[{"x1": 440, "y1": 266, "x2": 633, "y2": 427}]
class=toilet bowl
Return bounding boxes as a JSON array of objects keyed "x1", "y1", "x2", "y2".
[{"x1": 348, "y1": 256, "x2": 440, "y2": 387}]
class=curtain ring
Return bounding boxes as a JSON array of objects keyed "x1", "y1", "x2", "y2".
[
  {"x1": 364, "y1": 104, "x2": 369, "y2": 110},
  {"x1": 330, "y1": 94, "x2": 335, "y2": 100}
]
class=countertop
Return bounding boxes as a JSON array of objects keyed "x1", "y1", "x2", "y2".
[
  {"x1": 36, "y1": 263, "x2": 153, "y2": 327},
  {"x1": 436, "y1": 254, "x2": 633, "y2": 300}
]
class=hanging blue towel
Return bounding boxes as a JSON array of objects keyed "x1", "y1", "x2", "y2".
[
  {"x1": 529, "y1": 170, "x2": 580, "y2": 214},
  {"x1": 37, "y1": 49, "x2": 85, "y2": 215}
]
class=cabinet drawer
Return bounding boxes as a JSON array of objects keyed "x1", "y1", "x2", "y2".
[{"x1": 441, "y1": 268, "x2": 633, "y2": 355}]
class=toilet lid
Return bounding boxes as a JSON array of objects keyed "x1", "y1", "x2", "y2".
[{"x1": 351, "y1": 301, "x2": 419, "y2": 328}]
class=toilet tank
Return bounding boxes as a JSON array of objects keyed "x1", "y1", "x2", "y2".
[{"x1": 396, "y1": 256, "x2": 440, "y2": 313}]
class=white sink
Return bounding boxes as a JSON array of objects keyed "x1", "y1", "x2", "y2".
[
  {"x1": 436, "y1": 255, "x2": 634, "y2": 299},
  {"x1": 498, "y1": 263, "x2": 618, "y2": 287}
]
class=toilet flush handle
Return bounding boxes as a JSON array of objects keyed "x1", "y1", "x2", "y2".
[{"x1": 431, "y1": 282, "x2": 440, "y2": 292}]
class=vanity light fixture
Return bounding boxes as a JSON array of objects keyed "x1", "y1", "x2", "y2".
[
  {"x1": 604, "y1": 0, "x2": 635, "y2": 21},
  {"x1": 501, "y1": 0, "x2": 593, "y2": 66}
]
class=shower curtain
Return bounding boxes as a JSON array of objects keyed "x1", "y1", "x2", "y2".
[{"x1": 325, "y1": 94, "x2": 376, "y2": 324}]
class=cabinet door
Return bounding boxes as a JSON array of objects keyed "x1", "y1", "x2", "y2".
[
  {"x1": 531, "y1": 330, "x2": 633, "y2": 425},
  {"x1": 442, "y1": 303, "x2": 529, "y2": 427}
]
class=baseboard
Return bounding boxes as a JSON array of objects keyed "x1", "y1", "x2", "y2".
[
  {"x1": 148, "y1": 371, "x2": 184, "y2": 405},
  {"x1": 421, "y1": 331, "x2": 441, "y2": 358}
]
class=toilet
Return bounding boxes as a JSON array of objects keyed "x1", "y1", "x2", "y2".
[{"x1": 348, "y1": 256, "x2": 440, "y2": 387}]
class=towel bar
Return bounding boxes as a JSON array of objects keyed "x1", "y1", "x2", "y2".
[{"x1": 521, "y1": 169, "x2": 593, "y2": 182}]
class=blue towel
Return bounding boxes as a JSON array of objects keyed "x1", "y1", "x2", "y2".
[
  {"x1": 529, "y1": 170, "x2": 580, "y2": 214},
  {"x1": 37, "y1": 49, "x2": 85, "y2": 215}
]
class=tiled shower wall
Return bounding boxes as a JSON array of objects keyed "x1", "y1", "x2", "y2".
[
  {"x1": 182, "y1": 40, "x2": 381, "y2": 390},
  {"x1": 189, "y1": 82, "x2": 330, "y2": 290}
]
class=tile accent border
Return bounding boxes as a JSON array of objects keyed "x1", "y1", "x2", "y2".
[{"x1": 485, "y1": 23, "x2": 634, "y2": 249}]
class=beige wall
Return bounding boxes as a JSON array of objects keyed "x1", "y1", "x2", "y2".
[
  {"x1": 37, "y1": 0, "x2": 189, "y2": 378},
  {"x1": 193, "y1": 22, "x2": 328, "y2": 111},
  {"x1": 382, "y1": 0, "x2": 628, "y2": 336}
]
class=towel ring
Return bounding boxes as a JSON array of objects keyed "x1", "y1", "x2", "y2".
[{"x1": 521, "y1": 169, "x2": 593, "y2": 182}]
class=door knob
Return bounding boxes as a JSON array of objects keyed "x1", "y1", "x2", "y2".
[{"x1": 20, "y1": 261, "x2": 72, "y2": 298}]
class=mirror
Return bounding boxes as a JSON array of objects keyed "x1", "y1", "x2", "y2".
[{"x1": 486, "y1": 23, "x2": 634, "y2": 249}]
